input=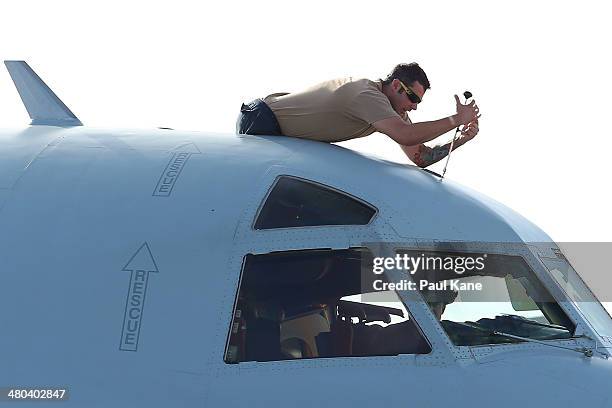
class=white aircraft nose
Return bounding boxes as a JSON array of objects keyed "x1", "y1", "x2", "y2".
[{"x1": 467, "y1": 353, "x2": 612, "y2": 407}]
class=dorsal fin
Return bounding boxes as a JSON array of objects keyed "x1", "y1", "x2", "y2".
[{"x1": 4, "y1": 60, "x2": 82, "y2": 127}]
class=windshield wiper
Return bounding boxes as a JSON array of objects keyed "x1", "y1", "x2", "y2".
[
  {"x1": 461, "y1": 321, "x2": 603, "y2": 358},
  {"x1": 500, "y1": 314, "x2": 571, "y2": 332},
  {"x1": 491, "y1": 330, "x2": 601, "y2": 358}
]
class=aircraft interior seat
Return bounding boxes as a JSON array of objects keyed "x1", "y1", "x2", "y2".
[
  {"x1": 280, "y1": 312, "x2": 330, "y2": 358},
  {"x1": 329, "y1": 317, "x2": 354, "y2": 356},
  {"x1": 245, "y1": 317, "x2": 282, "y2": 362},
  {"x1": 280, "y1": 337, "x2": 314, "y2": 359},
  {"x1": 313, "y1": 317, "x2": 354, "y2": 358},
  {"x1": 351, "y1": 323, "x2": 384, "y2": 356}
]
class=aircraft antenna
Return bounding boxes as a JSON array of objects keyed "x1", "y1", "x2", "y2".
[{"x1": 441, "y1": 91, "x2": 472, "y2": 179}]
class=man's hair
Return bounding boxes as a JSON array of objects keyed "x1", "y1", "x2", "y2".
[{"x1": 383, "y1": 63, "x2": 430, "y2": 90}]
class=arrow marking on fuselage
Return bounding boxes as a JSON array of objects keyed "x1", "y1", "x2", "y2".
[
  {"x1": 119, "y1": 242, "x2": 159, "y2": 352},
  {"x1": 153, "y1": 142, "x2": 202, "y2": 197}
]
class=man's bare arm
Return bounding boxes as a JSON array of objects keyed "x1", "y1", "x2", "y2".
[
  {"x1": 373, "y1": 115, "x2": 460, "y2": 146},
  {"x1": 373, "y1": 95, "x2": 479, "y2": 146},
  {"x1": 402, "y1": 143, "x2": 452, "y2": 168},
  {"x1": 402, "y1": 119, "x2": 479, "y2": 168},
  {"x1": 401, "y1": 140, "x2": 464, "y2": 168}
]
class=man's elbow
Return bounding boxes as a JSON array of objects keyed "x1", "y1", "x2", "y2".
[
  {"x1": 405, "y1": 146, "x2": 433, "y2": 168},
  {"x1": 411, "y1": 158, "x2": 429, "y2": 168}
]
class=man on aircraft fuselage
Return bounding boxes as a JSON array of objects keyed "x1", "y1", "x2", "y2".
[{"x1": 236, "y1": 63, "x2": 480, "y2": 168}]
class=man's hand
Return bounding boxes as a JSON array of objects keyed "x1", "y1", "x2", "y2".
[
  {"x1": 460, "y1": 118, "x2": 479, "y2": 141},
  {"x1": 454, "y1": 94, "x2": 479, "y2": 125}
]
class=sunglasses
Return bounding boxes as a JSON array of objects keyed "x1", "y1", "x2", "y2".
[{"x1": 398, "y1": 81, "x2": 422, "y2": 104}]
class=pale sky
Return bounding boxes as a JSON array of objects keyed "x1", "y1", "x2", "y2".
[{"x1": 2, "y1": 1, "x2": 611, "y2": 309}]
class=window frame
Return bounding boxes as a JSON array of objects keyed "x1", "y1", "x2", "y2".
[
  {"x1": 223, "y1": 247, "x2": 432, "y2": 364},
  {"x1": 252, "y1": 175, "x2": 378, "y2": 231},
  {"x1": 390, "y1": 244, "x2": 582, "y2": 350}
]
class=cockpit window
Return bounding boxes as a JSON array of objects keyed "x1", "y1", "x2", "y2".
[
  {"x1": 541, "y1": 256, "x2": 612, "y2": 337},
  {"x1": 396, "y1": 250, "x2": 576, "y2": 347},
  {"x1": 254, "y1": 176, "x2": 376, "y2": 229},
  {"x1": 224, "y1": 248, "x2": 430, "y2": 364}
]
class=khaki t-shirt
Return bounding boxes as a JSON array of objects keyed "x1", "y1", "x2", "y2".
[{"x1": 263, "y1": 78, "x2": 403, "y2": 142}]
